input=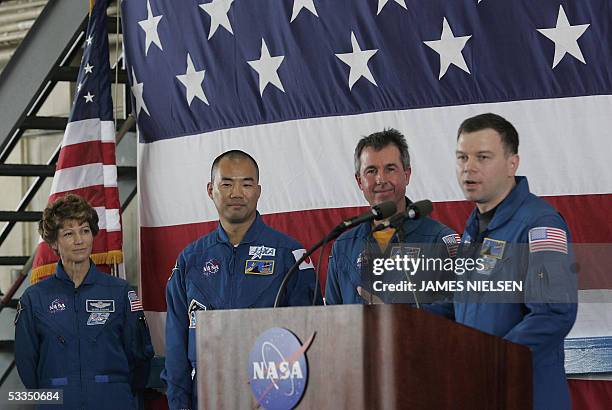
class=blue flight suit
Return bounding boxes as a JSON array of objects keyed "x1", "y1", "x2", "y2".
[
  {"x1": 15, "y1": 262, "x2": 154, "y2": 410},
  {"x1": 451, "y1": 176, "x2": 577, "y2": 410},
  {"x1": 162, "y1": 213, "x2": 321, "y2": 410},
  {"x1": 326, "y1": 198, "x2": 458, "y2": 305}
]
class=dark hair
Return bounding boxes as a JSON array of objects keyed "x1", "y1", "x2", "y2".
[
  {"x1": 457, "y1": 113, "x2": 519, "y2": 155},
  {"x1": 210, "y1": 150, "x2": 259, "y2": 182},
  {"x1": 354, "y1": 128, "x2": 410, "y2": 175},
  {"x1": 38, "y1": 194, "x2": 99, "y2": 244}
]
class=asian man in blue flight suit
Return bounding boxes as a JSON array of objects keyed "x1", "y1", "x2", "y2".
[
  {"x1": 326, "y1": 129, "x2": 459, "y2": 306},
  {"x1": 451, "y1": 113, "x2": 577, "y2": 410},
  {"x1": 162, "y1": 150, "x2": 321, "y2": 410}
]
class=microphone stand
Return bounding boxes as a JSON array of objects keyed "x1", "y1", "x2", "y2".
[
  {"x1": 273, "y1": 225, "x2": 345, "y2": 308},
  {"x1": 273, "y1": 201, "x2": 397, "y2": 307}
]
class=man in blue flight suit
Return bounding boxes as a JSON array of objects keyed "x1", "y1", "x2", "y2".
[
  {"x1": 326, "y1": 129, "x2": 459, "y2": 306},
  {"x1": 162, "y1": 150, "x2": 321, "y2": 410},
  {"x1": 452, "y1": 113, "x2": 577, "y2": 410}
]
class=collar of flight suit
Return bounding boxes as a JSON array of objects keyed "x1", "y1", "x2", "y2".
[
  {"x1": 54, "y1": 260, "x2": 99, "y2": 287},
  {"x1": 465, "y1": 176, "x2": 531, "y2": 240},
  {"x1": 215, "y1": 211, "x2": 265, "y2": 246}
]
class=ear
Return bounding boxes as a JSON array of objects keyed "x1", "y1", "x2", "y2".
[
  {"x1": 255, "y1": 184, "x2": 262, "y2": 201},
  {"x1": 207, "y1": 182, "x2": 213, "y2": 199},
  {"x1": 355, "y1": 173, "x2": 364, "y2": 191},
  {"x1": 508, "y1": 154, "x2": 520, "y2": 176},
  {"x1": 404, "y1": 167, "x2": 412, "y2": 185}
]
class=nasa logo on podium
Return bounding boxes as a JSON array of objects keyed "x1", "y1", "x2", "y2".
[{"x1": 248, "y1": 327, "x2": 315, "y2": 410}]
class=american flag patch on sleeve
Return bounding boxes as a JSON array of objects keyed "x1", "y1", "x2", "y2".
[
  {"x1": 442, "y1": 233, "x2": 461, "y2": 257},
  {"x1": 528, "y1": 227, "x2": 568, "y2": 254},
  {"x1": 127, "y1": 290, "x2": 143, "y2": 312}
]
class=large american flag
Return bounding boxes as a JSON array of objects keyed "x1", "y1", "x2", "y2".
[
  {"x1": 120, "y1": 0, "x2": 612, "y2": 405},
  {"x1": 32, "y1": 0, "x2": 123, "y2": 282}
]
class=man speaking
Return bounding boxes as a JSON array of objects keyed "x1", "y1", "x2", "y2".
[{"x1": 451, "y1": 113, "x2": 577, "y2": 410}]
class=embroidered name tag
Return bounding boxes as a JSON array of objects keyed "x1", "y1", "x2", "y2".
[
  {"x1": 86, "y1": 300, "x2": 115, "y2": 313},
  {"x1": 390, "y1": 245, "x2": 421, "y2": 259}
]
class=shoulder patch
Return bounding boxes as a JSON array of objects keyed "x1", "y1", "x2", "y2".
[
  {"x1": 292, "y1": 248, "x2": 314, "y2": 270},
  {"x1": 169, "y1": 260, "x2": 179, "y2": 281},
  {"x1": 442, "y1": 233, "x2": 460, "y2": 257},
  {"x1": 127, "y1": 290, "x2": 143, "y2": 312},
  {"x1": 188, "y1": 299, "x2": 207, "y2": 329},
  {"x1": 14, "y1": 300, "x2": 23, "y2": 325},
  {"x1": 528, "y1": 227, "x2": 568, "y2": 254}
]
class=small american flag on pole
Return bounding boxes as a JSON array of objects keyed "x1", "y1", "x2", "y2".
[
  {"x1": 528, "y1": 227, "x2": 568, "y2": 254},
  {"x1": 31, "y1": 0, "x2": 123, "y2": 282}
]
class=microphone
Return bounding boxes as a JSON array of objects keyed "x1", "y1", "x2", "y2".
[
  {"x1": 338, "y1": 201, "x2": 397, "y2": 231},
  {"x1": 406, "y1": 199, "x2": 433, "y2": 219},
  {"x1": 325, "y1": 201, "x2": 396, "y2": 242},
  {"x1": 372, "y1": 200, "x2": 433, "y2": 232},
  {"x1": 273, "y1": 201, "x2": 396, "y2": 308}
]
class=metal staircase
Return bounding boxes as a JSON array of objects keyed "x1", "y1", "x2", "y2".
[{"x1": 0, "y1": 0, "x2": 137, "y2": 396}]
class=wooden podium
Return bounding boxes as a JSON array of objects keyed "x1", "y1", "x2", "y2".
[{"x1": 196, "y1": 304, "x2": 532, "y2": 409}]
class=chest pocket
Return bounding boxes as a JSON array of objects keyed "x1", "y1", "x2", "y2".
[
  {"x1": 33, "y1": 311, "x2": 74, "y2": 345},
  {"x1": 237, "y1": 271, "x2": 283, "y2": 308},
  {"x1": 188, "y1": 275, "x2": 222, "y2": 310}
]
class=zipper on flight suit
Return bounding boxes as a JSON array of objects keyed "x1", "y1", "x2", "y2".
[
  {"x1": 461, "y1": 230, "x2": 488, "y2": 312},
  {"x1": 74, "y1": 288, "x2": 84, "y2": 409},
  {"x1": 228, "y1": 245, "x2": 237, "y2": 307}
]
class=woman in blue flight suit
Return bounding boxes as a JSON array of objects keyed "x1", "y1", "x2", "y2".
[{"x1": 14, "y1": 194, "x2": 154, "y2": 409}]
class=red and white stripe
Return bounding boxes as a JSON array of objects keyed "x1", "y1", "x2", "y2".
[
  {"x1": 33, "y1": 118, "x2": 123, "y2": 282},
  {"x1": 442, "y1": 233, "x2": 461, "y2": 257},
  {"x1": 529, "y1": 227, "x2": 568, "y2": 254},
  {"x1": 138, "y1": 95, "x2": 612, "y2": 354},
  {"x1": 128, "y1": 290, "x2": 144, "y2": 312}
]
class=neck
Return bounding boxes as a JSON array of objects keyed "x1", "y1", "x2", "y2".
[
  {"x1": 221, "y1": 214, "x2": 256, "y2": 246},
  {"x1": 476, "y1": 178, "x2": 517, "y2": 213},
  {"x1": 62, "y1": 259, "x2": 90, "y2": 288}
]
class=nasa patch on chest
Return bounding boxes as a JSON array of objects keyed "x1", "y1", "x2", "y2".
[
  {"x1": 87, "y1": 312, "x2": 110, "y2": 326},
  {"x1": 48, "y1": 298, "x2": 66, "y2": 314},
  {"x1": 202, "y1": 259, "x2": 220, "y2": 277},
  {"x1": 86, "y1": 300, "x2": 115, "y2": 313}
]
